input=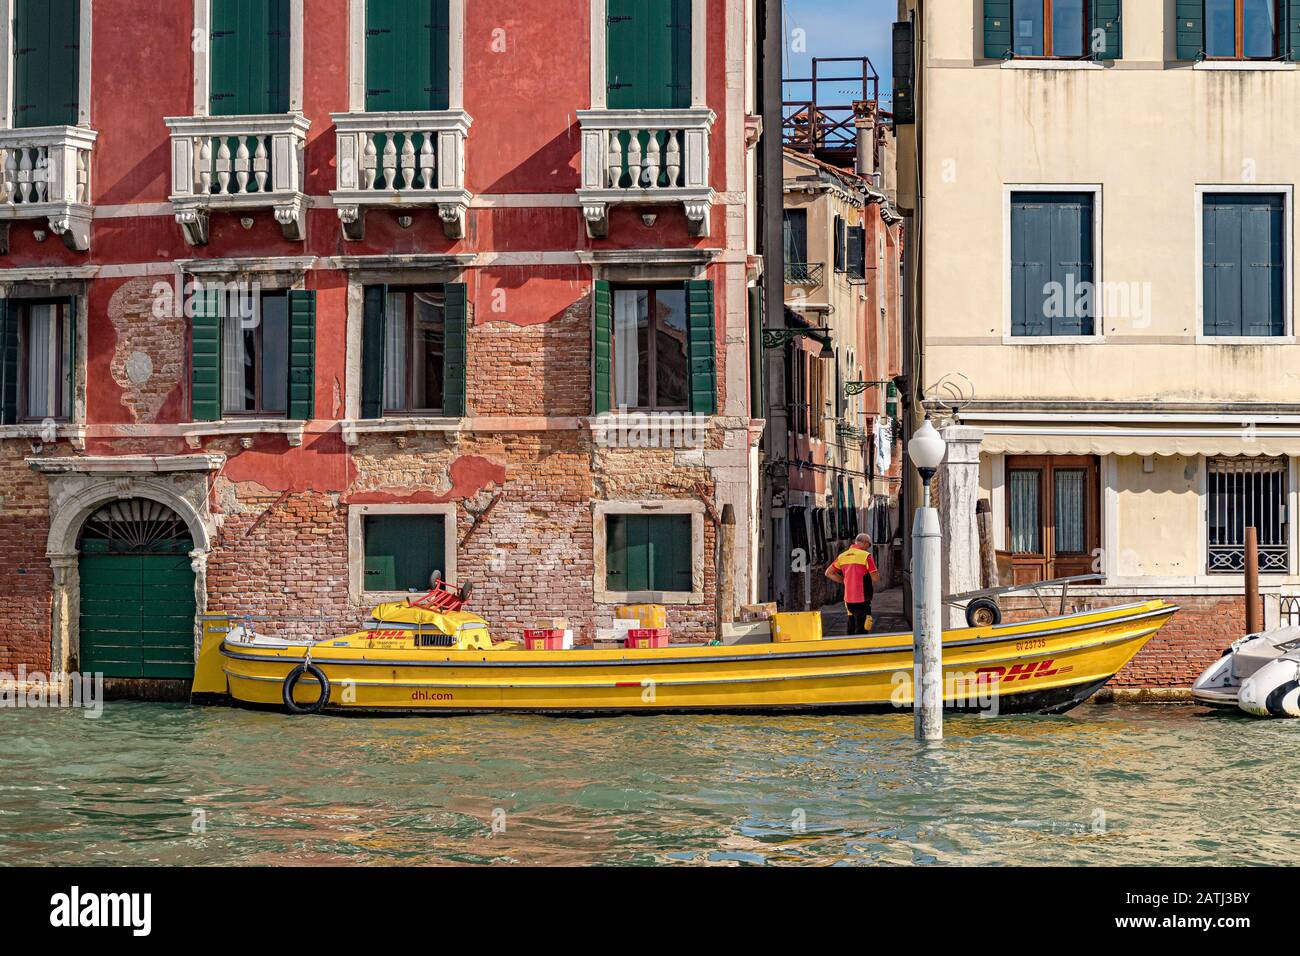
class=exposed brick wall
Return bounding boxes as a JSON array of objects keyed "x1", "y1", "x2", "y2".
[
  {"x1": 1002, "y1": 592, "x2": 1255, "y2": 689},
  {"x1": 105, "y1": 277, "x2": 186, "y2": 424},
  {"x1": 0, "y1": 444, "x2": 55, "y2": 673}
]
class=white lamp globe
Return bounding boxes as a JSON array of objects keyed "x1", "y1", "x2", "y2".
[{"x1": 909, "y1": 417, "x2": 947, "y2": 472}]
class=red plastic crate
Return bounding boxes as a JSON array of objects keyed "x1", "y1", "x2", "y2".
[
  {"x1": 523, "y1": 629, "x2": 566, "y2": 651},
  {"x1": 624, "y1": 628, "x2": 670, "y2": 649}
]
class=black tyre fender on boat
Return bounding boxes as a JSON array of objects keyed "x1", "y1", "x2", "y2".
[
  {"x1": 1265, "y1": 679, "x2": 1300, "y2": 718},
  {"x1": 965, "y1": 598, "x2": 1002, "y2": 628},
  {"x1": 282, "y1": 662, "x2": 331, "y2": 715}
]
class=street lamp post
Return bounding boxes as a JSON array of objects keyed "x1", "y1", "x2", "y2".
[{"x1": 908, "y1": 417, "x2": 947, "y2": 742}]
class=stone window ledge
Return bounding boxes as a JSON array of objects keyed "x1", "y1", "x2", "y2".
[
  {"x1": 341, "y1": 417, "x2": 463, "y2": 446},
  {"x1": 0, "y1": 423, "x2": 85, "y2": 449},
  {"x1": 181, "y1": 419, "x2": 305, "y2": 449}
]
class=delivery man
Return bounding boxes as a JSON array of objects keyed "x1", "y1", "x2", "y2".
[{"x1": 825, "y1": 533, "x2": 877, "y2": 635}]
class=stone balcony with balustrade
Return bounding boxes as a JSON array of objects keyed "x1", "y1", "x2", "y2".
[
  {"x1": 575, "y1": 107, "x2": 715, "y2": 239},
  {"x1": 165, "y1": 113, "x2": 311, "y2": 245},
  {"x1": 0, "y1": 125, "x2": 97, "y2": 252},
  {"x1": 330, "y1": 110, "x2": 472, "y2": 240}
]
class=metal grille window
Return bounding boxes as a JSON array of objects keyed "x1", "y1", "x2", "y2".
[{"x1": 1207, "y1": 457, "x2": 1290, "y2": 574}]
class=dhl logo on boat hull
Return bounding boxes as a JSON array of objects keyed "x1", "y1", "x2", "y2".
[{"x1": 976, "y1": 660, "x2": 1074, "y2": 683}]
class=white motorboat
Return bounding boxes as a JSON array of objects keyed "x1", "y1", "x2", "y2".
[{"x1": 1192, "y1": 627, "x2": 1300, "y2": 717}]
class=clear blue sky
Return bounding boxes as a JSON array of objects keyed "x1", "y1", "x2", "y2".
[{"x1": 783, "y1": 0, "x2": 896, "y2": 110}]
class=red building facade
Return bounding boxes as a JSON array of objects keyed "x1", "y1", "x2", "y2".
[{"x1": 0, "y1": 0, "x2": 767, "y2": 684}]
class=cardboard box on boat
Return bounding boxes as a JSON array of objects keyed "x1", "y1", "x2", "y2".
[
  {"x1": 738, "y1": 603, "x2": 778, "y2": 623},
  {"x1": 615, "y1": 604, "x2": 667, "y2": 628}
]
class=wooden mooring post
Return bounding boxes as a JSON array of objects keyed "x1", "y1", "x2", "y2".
[{"x1": 1245, "y1": 526, "x2": 1261, "y2": 636}]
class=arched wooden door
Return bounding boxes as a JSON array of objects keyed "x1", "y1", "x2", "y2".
[{"x1": 77, "y1": 499, "x2": 196, "y2": 679}]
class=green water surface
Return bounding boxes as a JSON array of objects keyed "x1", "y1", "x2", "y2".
[{"x1": 0, "y1": 702, "x2": 1293, "y2": 866}]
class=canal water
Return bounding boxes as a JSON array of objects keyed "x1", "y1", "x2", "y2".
[{"x1": 0, "y1": 702, "x2": 1293, "y2": 866}]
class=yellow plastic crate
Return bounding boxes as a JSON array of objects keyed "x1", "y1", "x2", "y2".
[
  {"x1": 615, "y1": 604, "x2": 667, "y2": 628},
  {"x1": 771, "y1": 611, "x2": 823, "y2": 643}
]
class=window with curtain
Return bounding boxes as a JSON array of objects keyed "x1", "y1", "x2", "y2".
[
  {"x1": 1205, "y1": 0, "x2": 1279, "y2": 59},
  {"x1": 221, "y1": 290, "x2": 289, "y2": 416},
  {"x1": 1006, "y1": 455, "x2": 1099, "y2": 582},
  {"x1": 18, "y1": 301, "x2": 72, "y2": 421},
  {"x1": 382, "y1": 289, "x2": 445, "y2": 414},
  {"x1": 1203, "y1": 192, "x2": 1286, "y2": 337},
  {"x1": 612, "y1": 287, "x2": 689, "y2": 411}
]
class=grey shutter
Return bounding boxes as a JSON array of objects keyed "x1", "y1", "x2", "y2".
[
  {"x1": 1203, "y1": 194, "x2": 1284, "y2": 338},
  {"x1": 1011, "y1": 193, "x2": 1094, "y2": 337},
  {"x1": 1286, "y1": 0, "x2": 1300, "y2": 62},
  {"x1": 1049, "y1": 196, "x2": 1093, "y2": 336},
  {"x1": 360, "y1": 285, "x2": 387, "y2": 419}
]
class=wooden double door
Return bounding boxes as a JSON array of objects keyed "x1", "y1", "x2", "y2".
[{"x1": 1005, "y1": 455, "x2": 1100, "y2": 585}]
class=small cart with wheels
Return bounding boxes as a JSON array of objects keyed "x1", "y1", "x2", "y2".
[{"x1": 945, "y1": 573, "x2": 1105, "y2": 628}]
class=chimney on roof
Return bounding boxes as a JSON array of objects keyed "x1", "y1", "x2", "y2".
[{"x1": 853, "y1": 99, "x2": 877, "y2": 179}]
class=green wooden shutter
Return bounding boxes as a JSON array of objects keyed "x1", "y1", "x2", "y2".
[
  {"x1": 287, "y1": 289, "x2": 316, "y2": 421},
  {"x1": 1090, "y1": 0, "x2": 1122, "y2": 60},
  {"x1": 366, "y1": 0, "x2": 451, "y2": 112},
  {"x1": 191, "y1": 287, "x2": 222, "y2": 422},
  {"x1": 685, "y1": 280, "x2": 716, "y2": 415},
  {"x1": 983, "y1": 0, "x2": 1012, "y2": 59},
  {"x1": 607, "y1": 0, "x2": 690, "y2": 110},
  {"x1": 593, "y1": 281, "x2": 612, "y2": 414},
  {"x1": 364, "y1": 514, "x2": 445, "y2": 592},
  {"x1": 649, "y1": 514, "x2": 693, "y2": 593},
  {"x1": 607, "y1": 514, "x2": 629, "y2": 591},
  {"x1": 442, "y1": 282, "x2": 467, "y2": 417},
  {"x1": 1176, "y1": 0, "x2": 1204, "y2": 60},
  {"x1": 1285, "y1": 1, "x2": 1300, "y2": 60},
  {"x1": 361, "y1": 285, "x2": 387, "y2": 420},
  {"x1": 0, "y1": 300, "x2": 16, "y2": 425},
  {"x1": 833, "y1": 217, "x2": 846, "y2": 272},
  {"x1": 848, "y1": 225, "x2": 866, "y2": 279},
  {"x1": 211, "y1": 0, "x2": 290, "y2": 116},
  {"x1": 13, "y1": 0, "x2": 80, "y2": 128}
]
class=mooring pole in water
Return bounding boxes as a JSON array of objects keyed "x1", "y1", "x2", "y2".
[
  {"x1": 1245, "y1": 526, "x2": 1260, "y2": 637},
  {"x1": 907, "y1": 418, "x2": 948, "y2": 742}
]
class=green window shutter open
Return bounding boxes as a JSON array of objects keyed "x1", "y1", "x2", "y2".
[
  {"x1": 190, "y1": 287, "x2": 222, "y2": 422},
  {"x1": 13, "y1": 0, "x2": 80, "y2": 128},
  {"x1": 287, "y1": 289, "x2": 316, "y2": 421},
  {"x1": 366, "y1": 0, "x2": 451, "y2": 112},
  {"x1": 1286, "y1": 1, "x2": 1300, "y2": 61},
  {"x1": 66, "y1": 295, "x2": 78, "y2": 417},
  {"x1": 210, "y1": 0, "x2": 290, "y2": 116},
  {"x1": 1175, "y1": 0, "x2": 1204, "y2": 61},
  {"x1": 442, "y1": 282, "x2": 467, "y2": 417},
  {"x1": 593, "y1": 281, "x2": 612, "y2": 414},
  {"x1": 361, "y1": 285, "x2": 387, "y2": 420},
  {"x1": 1090, "y1": 0, "x2": 1122, "y2": 60},
  {"x1": 686, "y1": 280, "x2": 716, "y2": 415},
  {"x1": 1011, "y1": 193, "x2": 1095, "y2": 337},
  {"x1": 607, "y1": 0, "x2": 691, "y2": 110},
  {"x1": 1203, "y1": 194, "x2": 1285, "y2": 338},
  {"x1": 983, "y1": 0, "x2": 1012, "y2": 59},
  {"x1": 0, "y1": 300, "x2": 17, "y2": 424}
]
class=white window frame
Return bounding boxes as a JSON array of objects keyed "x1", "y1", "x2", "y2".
[
  {"x1": 593, "y1": 499, "x2": 705, "y2": 605},
  {"x1": 1002, "y1": 184, "x2": 1105, "y2": 345},
  {"x1": 1194, "y1": 184, "x2": 1295, "y2": 345},
  {"x1": 348, "y1": 502, "x2": 458, "y2": 605},
  {"x1": 346, "y1": 0, "x2": 465, "y2": 113},
  {"x1": 191, "y1": 0, "x2": 305, "y2": 116},
  {"x1": 588, "y1": 0, "x2": 708, "y2": 109},
  {"x1": 0, "y1": 0, "x2": 93, "y2": 128}
]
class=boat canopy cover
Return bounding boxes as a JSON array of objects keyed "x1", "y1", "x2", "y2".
[{"x1": 371, "y1": 601, "x2": 489, "y2": 635}]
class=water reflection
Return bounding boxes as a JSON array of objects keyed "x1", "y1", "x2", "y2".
[{"x1": 0, "y1": 703, "x2": 1295, "y2": 865}]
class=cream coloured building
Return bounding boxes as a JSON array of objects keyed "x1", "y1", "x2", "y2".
[{"x1": 895, "y1": 1, "x2": 1300, "y2": 686}]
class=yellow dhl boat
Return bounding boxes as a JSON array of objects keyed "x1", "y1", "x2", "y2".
[{"x1": 194, "y1": 596, "x2": 1179, "y2": 717}]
